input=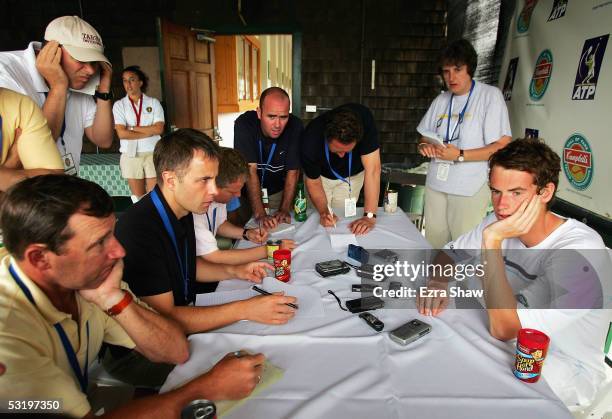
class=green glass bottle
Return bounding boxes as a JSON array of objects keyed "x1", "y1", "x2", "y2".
[{"x1": 294, "y1": 181, "x2": 307, "y2": 222}]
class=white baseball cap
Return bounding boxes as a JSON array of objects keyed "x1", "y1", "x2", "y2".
[{"x1": 44, "y1": 16, "x2": 110, "y2": 65}]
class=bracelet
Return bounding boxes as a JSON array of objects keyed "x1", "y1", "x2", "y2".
[
  {"x1": 242, "y1": 228, "x2": 249, "y2": 241},
  {"x1": 106, "y1": 292, "x2": 133, "y2": 317}
]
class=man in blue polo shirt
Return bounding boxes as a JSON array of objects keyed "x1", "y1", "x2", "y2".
[{"x1": 234, "y1": 87, "x2": 303, "y2": 229}]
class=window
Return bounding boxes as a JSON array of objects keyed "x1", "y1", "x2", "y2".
[{"x1": 236, "y1": 36, "x2": 260, "y2": 102}]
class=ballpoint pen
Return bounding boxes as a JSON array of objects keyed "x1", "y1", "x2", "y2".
[
  {"x1": 252, "y1": 285, "x2": 299, "y2": 309},
  {"x1": 327, "y1": 205, "x2": 336, "y2": 229}
]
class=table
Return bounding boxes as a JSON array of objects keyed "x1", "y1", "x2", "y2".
[
  {"x1": 161, "y1": 208, "x2": 572, "y2": 419},
  {"x1": 79, "y1": 154, "x2": 131, "y2": 196}
]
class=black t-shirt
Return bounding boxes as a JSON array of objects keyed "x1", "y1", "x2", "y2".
[
  {"x1": 301, "y1": 103, "x2": 379, "y2": 180},
  {"x1": 115, "y1": 186, "x2": 215, "y2": 306},
  {"x1": 234, "y1": 110, "x2": 303, "y2": 195}
]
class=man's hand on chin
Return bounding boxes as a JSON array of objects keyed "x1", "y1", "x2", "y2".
[
  {"x1": 79, "y1": 259, "x2": 125, "y2": 310},
  {"x1": 483, "y1": 195, "x2": 543, "y2": 248}
]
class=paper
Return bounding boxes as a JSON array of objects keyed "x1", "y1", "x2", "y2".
[
  {"x1": 329, "y1": 232, "x2": 358, "y2": 251},
  {"x1": 196, "y1": 277, "x2": 325, "y2": 318},
  {"x1": 268, "y1": 223, "x2": 296, "y2": 237},
  {"x1": 217, "y1": 360, "x2": 284, "y2": 417},
  {"x1": 417, "y1": 128, "x2": 444, "y2": 146}
]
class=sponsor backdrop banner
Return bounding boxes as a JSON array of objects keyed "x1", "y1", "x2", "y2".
[{"x1": 499, "y1": 0, "x2": 611, "y2": 220}]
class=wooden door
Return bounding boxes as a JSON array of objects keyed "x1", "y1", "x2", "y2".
[{"x1": 158, "y1": 19, "x2": 218, "y2": 139}]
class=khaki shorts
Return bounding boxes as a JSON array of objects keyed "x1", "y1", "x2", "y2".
[
  {"x1": 321, "y1": 170, "x2": 365, "y2": 209},
  {"x1": 120, "y1": 152, "x2": 156, "y2": 180}
]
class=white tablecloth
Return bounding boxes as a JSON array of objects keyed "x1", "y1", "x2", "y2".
[{"x1": 161, "y1": 209, "x2": 572, "y2": 419}]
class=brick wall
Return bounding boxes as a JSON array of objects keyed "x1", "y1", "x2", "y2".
[{"x1": 298, "y1": 0, "x2": 446, "y2": 164}]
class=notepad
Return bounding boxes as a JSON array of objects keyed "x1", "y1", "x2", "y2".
[
  {"x1": 216, "y1": 359, "x2": 284, "y2": 417},
  {"x1": 329, "y1": 232, "x2": 358, "y2": 251},
  {"x1": 195, "y1": 277, "x2": 325, "y2": 318},
  {"x1": 268, "y1": 222, "x2": 296, "y2": 237},
  {"x1": 417, "y1": 128, "x2": 444, "y2": 146}
]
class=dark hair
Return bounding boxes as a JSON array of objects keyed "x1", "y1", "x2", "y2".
[
  {"x1": 0, "y1": 175, "x2": 114, "y2": 259},
  {"x1": 324, "y1": 107, "x2": 363, "y2": 145},
  {"x1": 440, "y1": 39, "x2": 478, "y2": 78},
  {"x1": 153, "y1": 128, "x2": 221, "y2": 184},
  {"x1": 216, "y1": 148, "x2": 248, "y2": 188},
  {"x1": 259, "y1": 86, "x2": 290, "y2": 109},
  {"x1": 489, "y1": 138, "x2": 561, "y2": 208},
  {"x1": 122, "y1": 65, "x2": 149, "y2": 93}
]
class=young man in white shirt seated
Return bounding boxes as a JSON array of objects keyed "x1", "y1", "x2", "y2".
[
  {"x1": 194, "y1": 147, "x2": 295, "y2": 264},
  {"x1": 418, "y1": 138, "x2": 612, "y2": 407}
]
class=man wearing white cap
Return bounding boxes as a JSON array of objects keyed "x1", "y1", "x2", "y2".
[{"x1": 0, "y1": 15, "x2": 114, "y2": 174}]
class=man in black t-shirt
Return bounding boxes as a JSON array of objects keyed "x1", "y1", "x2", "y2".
[
  {"x1": 234, "y1": 87, "x2": 303, "y2": 229},
  {"x1": 301, "y1": 103, "x2": 381, "y2": 235},
  {"x1": 115, "y1": 129, "x2": 297, "y2": 332}
]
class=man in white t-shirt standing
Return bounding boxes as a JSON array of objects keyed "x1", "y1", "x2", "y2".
[
  {"x1": 194, "y1": 148, "x2": 294, "y2": 264},
  {"x1": 418, "y1": 139, "x2": 611, "y2": 407},
  {"x1": 417, "y1": 39, "x2": 511, "y2": 248},
  {"x1": 0, "y1": 15, "x2": 114, "y2": 174}
]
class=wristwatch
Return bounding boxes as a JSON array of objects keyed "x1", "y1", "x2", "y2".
[
  {"x1": 365, "y1": 212, "x2": 377, "y2": 219},
  {"x1": 94, "y1": 90, "x2": 113, "y2": 101},
  {"x1": 457, "y1": 149, "x2": 465, "y2": 162},
  {"x1": 242, "y1": 228, "x2": 249, "y2": 241}
]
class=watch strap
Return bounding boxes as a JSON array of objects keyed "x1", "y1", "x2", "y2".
[
  {"x1": 106, "y1": 292, "x2": 133, "y2": 317},
  {"x1": 94, "y1": 90, "x2": 113, "y2": 101},
  {"x1": 242, "y1": 228, "x2": 249, "y2": 241}
]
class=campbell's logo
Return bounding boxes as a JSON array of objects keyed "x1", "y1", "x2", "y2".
[
  {"x1": 517, "y1": 0, "x2": 539, "y2": 34},
  {"x1": 529, "y1": 49, "x2": 553, "y2": 101},
  {"x1": 562, "y1": 134, "x2": 594, "y2": 190},
  {"x1": 564, "y1": 149, "x2": 591, "y2": 166},
  {"x1": 82, "y1": 33, "x2": 102, "y2": 47}
]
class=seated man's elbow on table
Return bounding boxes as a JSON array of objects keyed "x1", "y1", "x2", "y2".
[{"x1": 488, "y1": 310, "x2": 522, "y2": 341}]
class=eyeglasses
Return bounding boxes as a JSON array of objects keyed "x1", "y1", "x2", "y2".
[{"x1": 435, "y1": 115, "x2": 462, "y2": 143}]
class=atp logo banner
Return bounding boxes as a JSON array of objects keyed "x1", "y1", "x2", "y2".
[
  {"x1": 503, "y1": 57, "x2": 519, "y2": 101},
  {"x1": 572, "y1": 34, "x2": 609, "y2": 101},
  {"x1": 547, "y1": 0, "x2": 568, "y2": 22}
]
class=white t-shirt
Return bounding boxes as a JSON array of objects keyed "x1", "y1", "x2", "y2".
[
  {"x1": 193, "y1": 202, "x2": 228, "y2": 256},
  {"x1": 417, "y1": 82, "x2": 511, "y2": 196},
  {"x1": 113, "y1": 94, "x2": 165, "y2": 154},
  {"x1": 0, "y1": 42, "x2": 97, "y2": 172},
  {"x1": 447, "y1": 213, "x2": 612, "y2": 406}
]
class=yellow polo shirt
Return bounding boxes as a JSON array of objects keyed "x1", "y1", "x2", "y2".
[
  {"x1": 0, "y1": 256, "x2": 136, "y2": 418},
  {"x1": 0, "y1": 87, "x2": 62, "y2": 168}
]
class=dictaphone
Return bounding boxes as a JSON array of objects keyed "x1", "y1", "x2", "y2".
[
  {"x1": 315, "y1": 259, "x2": 351, "y2": 277},
  {"x1": 389, "y1": 319, "x2": 432, "y2": 345}
]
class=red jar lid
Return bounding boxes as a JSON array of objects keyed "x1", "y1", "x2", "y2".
[{"x1": 517, "y1": 328, "x2": 550, "y2": 348}]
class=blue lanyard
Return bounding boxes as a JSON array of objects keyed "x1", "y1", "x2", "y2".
[
  {"x1": 8, "y1": 264, "x2": 89, "y2": 393},
  {"x1": 258, "y1": 140, "x2": 277, "y2": 186},
  {"x1": 150, "y1": 189, "x2": 191, "y2": 303},
  {"x1": 324, "y1": 142, "x2": 352, "y2": 193},
  {"x1": 206, "y1": 207, "x2": 217, "y2": 233},
  {"x1": 43, "y1": 92, "x2": 67, "y2": 148},
  {"x1": 445, "y1": 80, "x2": 475, "y2": 144}
]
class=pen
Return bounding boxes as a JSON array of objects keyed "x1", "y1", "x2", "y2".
[
  {"x1": 327, "y1": 205, "x2": 336, "y2": 229},
  {"x1": 252, "y1": 285, "x2": 299, "y2": 309}
]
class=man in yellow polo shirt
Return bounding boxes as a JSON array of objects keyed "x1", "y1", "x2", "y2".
[
  {"x1": 0, "y1": 175, "x2": 266, "y2": 417},
  {"x1": 0, "y1": 87, "x2": 63, "y2": 192}
]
